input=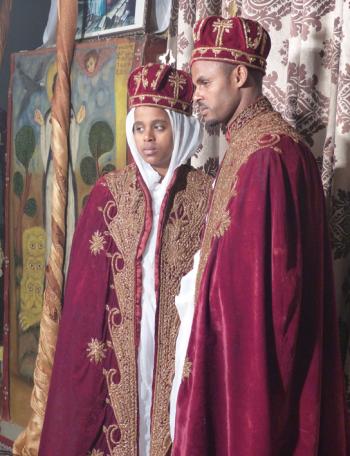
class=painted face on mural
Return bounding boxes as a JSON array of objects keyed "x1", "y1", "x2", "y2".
[
  {"x1": 133, "y1": 106, "x2": 174, "y2": 177},
  {"x1": 86, "y1": 56, "x2": 97, "y2": 73}
]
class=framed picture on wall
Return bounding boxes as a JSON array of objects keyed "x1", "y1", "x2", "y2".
[{"x1": 76, "y1": 0, "x2": 147, "y2": 39}]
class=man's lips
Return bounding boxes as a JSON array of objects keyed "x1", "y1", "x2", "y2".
[{"x1": 198, "y1": 105, "x2": 209, "y2": 116}]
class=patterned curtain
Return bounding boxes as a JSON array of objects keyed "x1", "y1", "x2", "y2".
[{"x1": 169, "y1": 0, "x2": 350, "y2": 407}]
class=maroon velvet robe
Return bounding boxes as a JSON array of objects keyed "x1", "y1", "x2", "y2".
[
  {"x1": 172, "y1": 98, "x2": 349, "y2": 456},
  {"x1": 38, "y1": 164, "x2": 212, "y2": 456}
]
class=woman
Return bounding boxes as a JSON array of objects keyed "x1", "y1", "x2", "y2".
[{"x1": 39, "y1": 63, "x2": 212, "y2": 456}]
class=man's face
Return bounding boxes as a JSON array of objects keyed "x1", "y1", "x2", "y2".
[
  {"x1": 133, "y1": 106, "x2": 174, "y2": 177},
  {"x1": 191, "y1": 60, "x2": 240, "y2": 127}
]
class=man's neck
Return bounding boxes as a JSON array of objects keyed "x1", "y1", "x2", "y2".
[{"x1": 227, "y1": 89, "x2": 263, "y2": 128}]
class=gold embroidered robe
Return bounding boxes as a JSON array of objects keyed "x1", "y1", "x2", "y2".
[{"x1": 38, "y1": 163, "x2": 212, "y2": 456}]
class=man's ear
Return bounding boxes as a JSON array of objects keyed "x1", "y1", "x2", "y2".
[{"x1": 231, "y1": 65, "x2": 248, "y2": 88}]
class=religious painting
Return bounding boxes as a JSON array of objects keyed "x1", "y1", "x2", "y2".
[
  {"x1": 4, "y1": 34, "x2": 165, "y2": 425},
  {"x1": 76, "y1": 0, "x2": 146, "y2": 39}
]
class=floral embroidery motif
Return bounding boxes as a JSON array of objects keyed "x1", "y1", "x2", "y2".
[
  {"x1": 87, "y1": 338, "x2": 107, "y2": 364},
  {"x1": 200, "y1": 156, "x2": 219, "y2": 178},
  {"x1": 182, "y1": 357, "x2": 192, "y2": 380},
  {"x1": 329, "y1": 189, "x2": 350, "y2": 259},
  {"x1": 89, "y1": 230, "x2": 106, "y2": 255}
]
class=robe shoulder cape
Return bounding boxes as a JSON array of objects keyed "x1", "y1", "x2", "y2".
[
  {"x1": 39, "y1": 163, "x2": 212, "y2": 456},
  {"x1": 172, "y1": 103, "x2": 350, "y2": 456}
]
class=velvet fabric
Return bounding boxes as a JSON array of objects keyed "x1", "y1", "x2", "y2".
[
  {"x1": 191, "y1": 16, "x2": 271, "y2": 73},
  {"x1": 172, "y1": 105, "x2": 349, "y2": 455},
  {"x1": 39, "y1": 177, "x2": 122, "y2": 456},
  {"x1": 128, "y1": 64, "x2": 194, "y2": 115}
]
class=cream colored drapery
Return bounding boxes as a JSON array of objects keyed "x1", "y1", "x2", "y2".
[
  {"x1": 13, "y1": 0, "x2": 77, "y2": 453},
  {"x1": 169, "y1": 0, "x2": 350, "y2": 407}
]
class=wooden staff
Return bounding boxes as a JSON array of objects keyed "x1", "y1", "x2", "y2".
[
  {"x1": 0, "y1": 0, "x2": 12, "y2": 68},
  {"x1": 13, "y1": 0, "x2": 77, "y2": 453}
]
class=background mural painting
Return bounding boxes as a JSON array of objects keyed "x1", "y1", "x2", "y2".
[{"x1": 5, "y1": 36, "x2": 149, "y2": 423}]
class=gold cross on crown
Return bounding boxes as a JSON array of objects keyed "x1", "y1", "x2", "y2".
[
  {"x1": 133, "y1": 66, "x2": 149, "y2": 94},
  {"x1": 212, "y1": 19, "x2": 233, "y2": 47},
  {"x1": 169, "y1": 72, "x2": 187, "y2": 100}
]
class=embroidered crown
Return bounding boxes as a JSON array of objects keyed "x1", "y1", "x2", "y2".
[
  {"x1": 127, "y1": 63, "x2": 194, "y2": 115},
  {"x1": 191, "y1": 16, "x2": 271, "y2": 73}
]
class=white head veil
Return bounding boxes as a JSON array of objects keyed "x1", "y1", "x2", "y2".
[{"x1": 126, "y1": 107, "x2": 203, "y2": 195}]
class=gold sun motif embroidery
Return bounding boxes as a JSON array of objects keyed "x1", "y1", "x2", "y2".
[
  {"x1": 89, "y1": 230, "x2": 106, "y2": 255},
  {"x1": 87, "y1": 338, "x2": 107, "y2": 364},
  {"x1": 89, "y1": 450, "x2": 104, "y2": 456}
]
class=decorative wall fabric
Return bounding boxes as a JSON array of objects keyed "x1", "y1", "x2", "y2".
[{"x1": 169, "y1": 0, "x2": 350, "y2": 408}]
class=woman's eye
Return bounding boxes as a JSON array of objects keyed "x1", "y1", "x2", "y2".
[
  {"x1": 134, "y1": 126, "x2": 144, "y2": 133},
  {"x1": 154, "y1": 124, "x2": 165, "y2": 131}
]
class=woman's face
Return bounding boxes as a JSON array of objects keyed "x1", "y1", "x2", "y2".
[{"x1": 133, "y1": 106, "x2": 174, "y2": 177}]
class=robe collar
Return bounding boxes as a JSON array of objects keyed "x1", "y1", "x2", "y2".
[{"x1": 225, "y1": 96, "x2": 273, "y2": 143}]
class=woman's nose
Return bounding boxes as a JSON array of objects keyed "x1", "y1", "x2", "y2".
[{"x1": 144, "y1": 128, "x2": 154, "y2": 141}]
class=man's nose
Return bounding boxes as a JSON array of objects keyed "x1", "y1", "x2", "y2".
[{"x1": 193, "y1": 86, "x2": 202, "y2": 103}]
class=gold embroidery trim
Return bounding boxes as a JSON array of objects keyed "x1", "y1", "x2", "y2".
[
  {"x1": 182, "y1": 357, "x2": 192, "y2": 380},
  {"x1": 129, "y1": 93, "x2": 191, "y2": 108},
  {"x1": 102, "y1": 166, "x2": 146, "y2": 456},
  {"x1": 150, "y1": 64, "x2": 166, "y2": 90},
  {"x1": 241, "y1": 17, "x2": 263, "y2": 50},
  {"x1": 195, "y1": 109, "x2": 302, "y2": 302},
  {"x1": 150, "y1": 169, "x2": 212, "y2": 456},
  {"x1": 193, "y1": 46, "x2": 266, "y2": 65}
]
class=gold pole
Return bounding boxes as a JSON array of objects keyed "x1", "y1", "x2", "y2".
[
  {"x1": 13, "y1": 0, "x2": 77, "y2": 453},
  {"x1": 0, "y1": 0, "x2": 12, "y2": 68}
]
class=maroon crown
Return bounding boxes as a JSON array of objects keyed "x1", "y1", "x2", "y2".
[
  {"x1": 191, "y1": 16, "x2": 271, "y2": 73},
  {"x1": 127, "y1": 63, "x2": 194, "y2": 115}
]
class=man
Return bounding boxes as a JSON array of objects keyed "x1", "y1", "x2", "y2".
[
  {"x1": 38, "y1": 64, "x2": 212, "y2": 455},
  {"x1": 172, "y1": 16, "x2": 349, "y2": 455}
]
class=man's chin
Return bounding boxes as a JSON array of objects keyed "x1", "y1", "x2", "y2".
[{"x1": 205, "y1": 119, "x2": 220, "y2": 127}]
